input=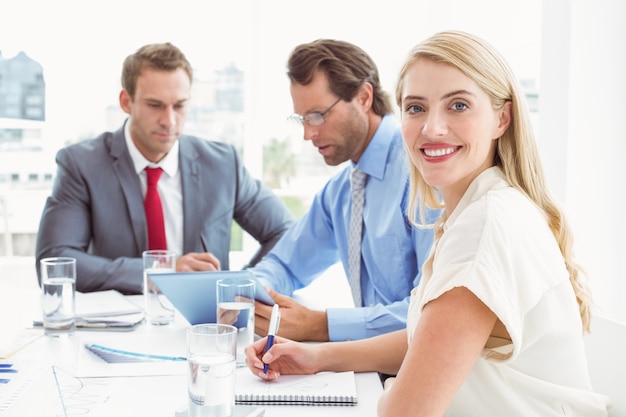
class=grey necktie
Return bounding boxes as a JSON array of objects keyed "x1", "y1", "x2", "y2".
[{"x1": 348, "y1": 168, "x2": 367, "y2": 307}]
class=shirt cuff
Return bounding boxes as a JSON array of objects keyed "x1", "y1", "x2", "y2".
[{"x1": 326, "y1": 308, "x2": 367, "y2": 341}]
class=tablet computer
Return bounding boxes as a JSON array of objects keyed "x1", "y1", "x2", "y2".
[{"x1": 148, "y1": 270, "x2": 274, "y2": 325}]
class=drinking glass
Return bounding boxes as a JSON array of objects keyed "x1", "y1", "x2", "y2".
[
  {"x1": 143, "y1": 249, "x2": 176, "y2": 325},
  {"x1": 187, "y1": 323, "x2": 237, "y2": 417},
  {"x1": 41, "y1": 257, "x2": 76, "y2": 336},
  {"x1": 216, "y1": 277, "x2": 255, "y2": 366}
]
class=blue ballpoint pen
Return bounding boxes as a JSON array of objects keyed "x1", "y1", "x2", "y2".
[{"x1": 263, "y1": 304, "x2": 281, "y2": 374}]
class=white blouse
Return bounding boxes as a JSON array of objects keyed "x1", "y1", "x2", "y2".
[{"x1": 407, "y1": 167, "x2": 610, "y2": 416}]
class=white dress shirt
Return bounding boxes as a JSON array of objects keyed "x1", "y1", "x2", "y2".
[{"x1": 124, "y1": 120, "x2": 184, "y2": 256}]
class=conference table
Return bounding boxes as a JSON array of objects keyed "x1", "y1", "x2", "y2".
[{"x1": 0, "y1": 259, "x2": 383, "y2": 416}]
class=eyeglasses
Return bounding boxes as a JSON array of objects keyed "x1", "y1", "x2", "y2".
[{"x1": 288, "y1": 97, "x2": 342, "y2": 127}]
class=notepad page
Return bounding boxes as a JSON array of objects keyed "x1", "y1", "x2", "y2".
[
  {"x1": 75, "y1": 290, "x2": 143, "y2": 318},
  {"x1": 235, "y1": 368, "x2": 358, "y2": 406}
]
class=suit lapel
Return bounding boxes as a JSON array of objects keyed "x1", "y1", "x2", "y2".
[
  {"x1": 179, "y1": 137, "x2": 202, "y2": 253},
  {"x1": 108, "y1": 125, "x2": 147, "y2": 254}
]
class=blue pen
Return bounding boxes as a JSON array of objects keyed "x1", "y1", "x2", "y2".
[
  {"x1": 263, "y1": 304, "x2": 281, "y2": 374},
  {"x1": 85, "y1": 343, "x2": 187, "y2": 362}
]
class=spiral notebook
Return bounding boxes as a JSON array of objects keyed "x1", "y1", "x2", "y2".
[{"x1": 235, "y1": 368, "x2": 358, "y2": 406}]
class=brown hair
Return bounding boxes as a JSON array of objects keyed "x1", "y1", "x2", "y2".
[
  {"x1": 287, "y1": 39, "x2": 393, "y2": 116},
  {"x1": 121, "y1": 42, "x2": 193, "y2": 98}
]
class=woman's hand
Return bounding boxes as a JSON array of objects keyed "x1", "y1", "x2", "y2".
[{"x1": 244, "y1": 335, "x2": 322, "y2": 380}]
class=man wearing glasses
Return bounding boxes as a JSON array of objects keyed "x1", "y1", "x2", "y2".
[{"x1": 251, "y1": 39, "x2": 439, "y2": 342}]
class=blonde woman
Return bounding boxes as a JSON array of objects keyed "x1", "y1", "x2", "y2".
[{"x1": 244, "y1": 31, "x2": 610, "y2": 416}]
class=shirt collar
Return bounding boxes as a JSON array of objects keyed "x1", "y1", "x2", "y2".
[
  {"x1": 124, "y1": 118, "x2": 179, "y2": 177},
  {"x1": 444, "y1": 166, "x2": 509, "y2": 232},
  {"x1": 353, "y1": 114, "x2": 401, "y2": 181}
]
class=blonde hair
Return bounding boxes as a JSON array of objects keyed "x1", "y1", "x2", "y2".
[{"x1": 395, "y1": 30, "x2": 593, "y2": 332}]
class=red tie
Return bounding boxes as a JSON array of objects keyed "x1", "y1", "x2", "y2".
[{"x1": 145, "y1": 167, "x2": 167, "y2": 250}]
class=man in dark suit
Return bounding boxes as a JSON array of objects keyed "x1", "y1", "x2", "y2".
[{"x1": 35, "y1": 42, "x2": 294, "y2": 294}]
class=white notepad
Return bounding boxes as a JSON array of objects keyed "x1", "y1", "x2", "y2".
[
  {"x1": 75, "y1": 290, "x2": 143, "y2": 317},
  {"x1": 235, "y1": 368, "x2": 358, "y2": 406}
]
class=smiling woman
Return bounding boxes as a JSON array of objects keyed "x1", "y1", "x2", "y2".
[
  {"x1": 0, "y1": 0, "x2": 624, "y2": 323},
  {"x1": 398, "y1": 58, "x2": 511, "y2": 212}
]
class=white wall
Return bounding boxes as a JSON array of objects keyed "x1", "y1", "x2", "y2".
[
  {"x1": 2, "y1": 0, "x2": 623, "y2": 323},
  {"x1": 540, "y1": 0, "x2": 626, "y2": 323}
]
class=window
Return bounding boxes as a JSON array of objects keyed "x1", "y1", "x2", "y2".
[
  {"x1": 1, "y1": 0, "x2": 623, "y2": 322},
  {"x1": 0, "y1": 1, "x2": 554, "y2": 256}
]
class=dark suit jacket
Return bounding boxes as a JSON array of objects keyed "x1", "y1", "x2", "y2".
[{"x1": 35, "y1": 125, "x2": 294, "y2": 294}]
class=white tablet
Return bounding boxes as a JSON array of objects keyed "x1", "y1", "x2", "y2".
[{"x1": 148, "y1": 270, "x2": 274, "y2": 325}]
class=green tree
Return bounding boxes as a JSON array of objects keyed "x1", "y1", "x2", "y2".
[{"x1": 263, "y1": 137, "x2": 295, "y2": 189}]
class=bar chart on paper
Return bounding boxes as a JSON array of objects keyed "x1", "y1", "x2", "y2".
[
  {"x1": 0, "y1": 361, "x2": 48, "y2": 415},
  {"x1": 0, "y1": 361, "x2": 111, "y2": 416}
]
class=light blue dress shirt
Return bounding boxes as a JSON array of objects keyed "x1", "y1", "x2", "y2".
[{"x1": 250, "y1": 115, "x2": 438, "y2": 341}]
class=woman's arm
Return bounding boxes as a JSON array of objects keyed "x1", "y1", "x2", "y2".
[
  {"x1": 377, "y1": 286, "x2": 497, "y2": 417},
  {"x1": 318, "y1": 329, "x2": 408, "y2": 375},
  {"x1": 244, "y1": 329, "x2": 409, "y2": 379}
]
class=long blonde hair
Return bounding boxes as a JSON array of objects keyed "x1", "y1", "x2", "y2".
[{"x1": 395, "y1": 31, "x2": 593, "y2": 332}]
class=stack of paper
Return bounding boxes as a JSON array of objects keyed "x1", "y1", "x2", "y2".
[
  {"x1": 74, "y1": 290, "x2": 145, "y2": 330},
  {"x1": 33, "y1": 290, "x2": 145, "y2": 331}
]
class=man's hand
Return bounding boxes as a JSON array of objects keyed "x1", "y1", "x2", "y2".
[
  {"x1": 255, "y1": 288, "x2": 329, "y2": 342},
  {"x1": 217, "y1": 304, "x2": 240, "y2": 326},
  {"x1": 176, "y1": 252, "x2": 220, "y2": 272}
]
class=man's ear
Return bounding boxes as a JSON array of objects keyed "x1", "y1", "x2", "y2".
[
  {"x1": 356, "y1": 82, "x2": 374, "y2": 111},
  {"x1": 119, "y1": 89, "x2": 131, "y2": 114}
]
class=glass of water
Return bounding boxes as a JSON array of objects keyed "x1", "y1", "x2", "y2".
[
  {"x1": 187, "y1": 323, "x2": 237, "y2": 417},
  {"x1": 40, "y1": 257, "x2": 76, "y2": 337},
  {"x1": 142, "y1": 249, "x2": 176, "y2": 325},
  {"x1": 216, "y1": 277, "x2": 255, "y2": 366}
]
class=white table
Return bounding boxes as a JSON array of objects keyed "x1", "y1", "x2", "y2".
[{"x1": 1, "y1": 260, "x2": 382, "y2": 417}]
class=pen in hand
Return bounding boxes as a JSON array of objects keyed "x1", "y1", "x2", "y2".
[
  {"x1": 263, "y1": 304, "x2": 281, "y2": 374},
  {"x1": 198, "y1": 234, "x2": 221, "y2": 271},
  {"x1": 200, "y1": 234, "x2": 209, "y2": 253}
]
